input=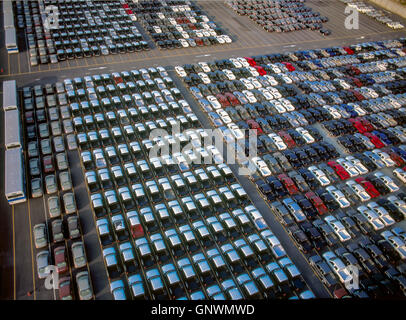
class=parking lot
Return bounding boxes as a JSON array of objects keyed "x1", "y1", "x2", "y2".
[{"x1": 1, "y1": 0, "x2": 406, "y2": 301}]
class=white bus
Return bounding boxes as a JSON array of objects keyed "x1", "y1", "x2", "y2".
[
  {"x1": 3, "y1": 12, "x2": 15, "y2": 29},
  {"x1": 5, "y1": 148, "x2": 27, "y2": 205},
  {"x1": 2, "y1": 80, "x2": 18, "y2": 110},
  {"x1": 5, "y1": 28, "x2": 19, "y2": 54},
  {"x1": 4, "y1": 109, "x2": 22, "y2": 149}
]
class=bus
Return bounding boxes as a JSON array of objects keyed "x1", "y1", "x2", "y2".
[
  {"x1": 5, "y1": 28, "x2": 19, "y2": 54},
  {"x1": 4, "y1": 109, "x2": 22, "y2": 149},
  {"x1": 3, "y1": 13, "x2": 15, "y2": 29},
  {"x1": 5, "y1": 148, "x2": 27, "y2": 205},
  {"x1": 2, "y1": 80, "x2": 18, "y2": 110}
]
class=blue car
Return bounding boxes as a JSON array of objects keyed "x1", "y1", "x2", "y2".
[
  {"x1": 372, "y1": 131, "x2": 391, "y2": 145},
  {"x1": 392, "y1": 147, "x2": 406, "y2": 161}
]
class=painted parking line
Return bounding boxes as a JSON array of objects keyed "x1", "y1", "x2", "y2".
[
  {"x1": 26, "y1": 198, "x2": 37, "y2": 300},
  {"x1": 12, "y1": 205, "x2": 16, "y2": 300}
]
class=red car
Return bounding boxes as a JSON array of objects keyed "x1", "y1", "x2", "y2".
[
  {"x1": 244, "y1": 57, "x2": 256, "y2": 67},
  {"x1": 349, "y1": 89, "x2": 365, "y2": 101},
  {"x1": 305, "y1": 191, "x2": 328, "y2": 215},
  {"x1": 281, "y1": 62, "x2": 295, "y2": 71},
  {"x1": 387, "y1": 150, "x2": 405, "y2": 166},
  {"x1": 278, "y1": 131, "x2": 296, "y2": 148},
  {"x1": 277, "y1": 174, "x2": 299, "y2": 195},
  {"x1": 54, "y1": 246, "x2": 68, "y2": 274},
  {"x1": 327, "y1": 161, "x2": 350, "y2": 180},
  {"x1": 254, "y1": 65, "x2": 267, "y2": 75},
  {"x1": 43, "y1": 155, "x2": 55, "y2": 173},
  {"x1": 194, "y1": 37, "x2": 203, "y2": 46},
  {"x1": 364, "y1": 132, "x2": 385, "y2": 148},
  {"x1": 349, "y1": 118, "x2": 367, "y2": 133},
  {"x1": 246, "y1": 119, "x2": 263, "y2": 135},
  {"x1": 357, "y1": 117, "x2": 374, "y2": 132},
  {"x1": 25, "y1": 111, "x2": 35, "y2": 124},
  {"x1": 347, "y1": 77, "x2": 363, "y2": 88},
  {"x1": 355, "y1": 177, "x2": 380, "y2": 198},
  {"x1": 216, "y1": 93, "x2": 230, "y2": 107},
  {"x1": 188, "y1": 23, "x2": 197, "y2": 30},
  {"x1": 343, "y1": 47, "x2": 354, "y2": 55},
  {"x1": 224, "y1": 92, "x2": 239, "y2": 106},
  {"x1": 58, "y1": 277, "x2": 73, "y2": 300}
]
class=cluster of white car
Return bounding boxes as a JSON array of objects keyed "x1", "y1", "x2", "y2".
[
  {"x1": 149, "y1": 10, "x2": 232, "y2": 47},
  {"x1": 341, "y1": 0, "x2": 404, "y2": 29}
]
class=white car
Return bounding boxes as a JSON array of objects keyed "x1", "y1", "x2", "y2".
[
  {"x1": 229, "y1": 58, "x2": 242, "y2": 68},
  {"x1": 267, "y1": 64, "x2": 281, "y2": 74},
  {"x1": 207, "y1": 95, "x2": 222, "y2": 109},
  {"x1": 393, "y1": 168, "x2": 406, "y2": 184},
  {"x1": 279, "y1": 98, "x2": 295, "y2": 111},
  {"x1": 258, "y1": 88, "x2": 273, "y2": 101},
  {"x1": 326, "y1": 186, "x2": 350, "y2": 208},
  {"x1": 374, "y1": 172, "x2": 399, "y2": 192},
  {"x1": 263, "y1": 75, "x2": 278, "y2": 86},
  {"x1": 223, "y1": 69, "x2": 236, "y2": 80},
  {"x1": 268, "y1": 133, "x2": 287, "y2": 151},
  {"x1": 240, "y1": 78, "x2": 254, "y2": 90},
  {"x1": 358, "y1": 206, "x2": 385, "y2": 231},
  {"x1": 345, "y1": 156, "x2": 369, "y2": 175},
  {"x1": 324, "y1": 216, "x2": 351, "y2": 242},
  {"x1": 227, "y1": 123, "x2": 245, "y2": 140},
  {"x1": 271, "y1": 101, "x2": 286, "y2": 114},
  {"x1": 279, "y1": 74, "x2": 293, "y2": 84},
  {"x1": 267, "y1": 87, "x2": 282, "y2": 99},
  {"x1": 179, "y1": 39, "x2": 189, "y2": 48},
  {"x1": 371, "y1": 149, "x2": 396, "y2": 167},
  {"x1": 367, "y1": 202, "x2": 395, "y2": 226},
  {"x1": 296, "y1": 127, "x2": 315, "y2": 144},
  {"x1": 216, "y1": 109, "x2": 232, "y2": 124},
  {"x1": 346, "y1": 180, "x2": 371, "y2": 202},
  {"x1": 308, "y1": 166, "x2": 330, "y2": 186},
  {"x1": 336, "y1": 159, "x2": 360, "y2": 177},
  {"x1": 247, "y1": 66, "x2": 259, "y2": 77},
  {"x1": 175, "y1": 66, "x2": 187, "y2": 77},
  {"x1": 251, "y1": 157, "x2": 272, "y2": 177},
  {"x1": 198, "y1": 72, "x2": 211, "y2": 84},
  {"x1": 323, "y1": 105, "x2": 341, "y2": 119},
  {"x1": 248, "y1": 77, "x2": 262, "y2": 89},
  {"x1": 236, "y1": 57, "x2": 250, "y2": 68},
  {"x1": 242, "y1": 90, "x2": 257, "y2": 103}
]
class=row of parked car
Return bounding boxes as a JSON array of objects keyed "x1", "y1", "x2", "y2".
[
  {"x1": 47, "y1": 66, "x2": 315, "y2": 299},
  {"x1": 177, "y1": 39, "x2": 406, "y2": 297},
  {"x1": 17, "y1": 0, "x2": 149, "y2": 65},
  {"x1": 226, "y1": 0, "x2": 330, "y2": 35},
  {"x1": 129, "y1": 0, "x2": 232, "y2": 49},
  {"x1": 341, "y1": 0, "x2": 404, "y2": 29},
  {"x1": 22, "y1": 82, "x2": 93, "y2": 300}
]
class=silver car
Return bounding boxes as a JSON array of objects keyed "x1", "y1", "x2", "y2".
[
  {"x1": 48, "y1": 196, "x2": 61, "y2": 218},
  {"x1": 76, "y1": 271, "x2": 93, "y2": 300},
  {"x1": 36, "y1": 251, "x2": 50, "y2": 279},
  {"x1": 63, "y1": 192, "x2": 77, "y2": 214},
  {"x1": 33, "y1": 224, "x2": 47, "y2": 249},
  {"x1": 72, "y1": 241, "x2": 87, "y2": 269},
  {"x1": 31, "y1": 178, "x2": 43, "y2": 198}
]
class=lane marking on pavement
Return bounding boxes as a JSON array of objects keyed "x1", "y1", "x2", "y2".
[
  {"x1": 27, "y1": 198, "x2": 37, "y2": 300},
  {"x1": 12, "y1": 205, "x2": 16, "y2": 300}
]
